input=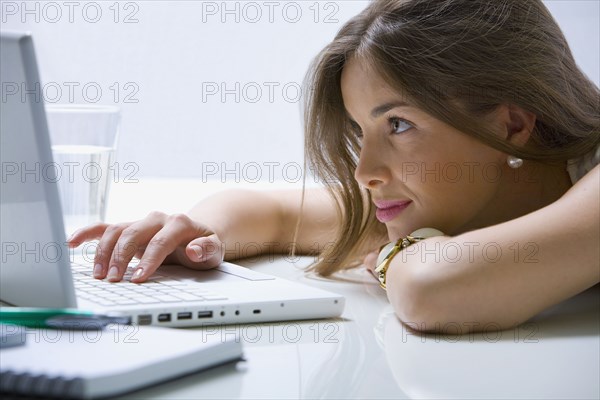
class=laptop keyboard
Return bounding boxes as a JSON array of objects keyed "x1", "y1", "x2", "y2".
[{"x1": 71, "y1": 264, "x2": 228, "y2": 306}]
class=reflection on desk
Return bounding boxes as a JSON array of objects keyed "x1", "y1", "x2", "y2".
[
  {"x1": 107, "y1": 180, "x2": 598, "y2": 399},
  {"x1": 121, "y1": 255, "x2": 599, "y2": 400},
  {"x1": 380, "y1": 284, "x2": 600, "y2": 399}
]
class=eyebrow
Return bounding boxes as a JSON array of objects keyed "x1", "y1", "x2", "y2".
[{"x1": 370, "y1": 101, "x2": 409, "y2": 118}]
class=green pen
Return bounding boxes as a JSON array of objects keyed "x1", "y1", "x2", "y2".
[{"x1": 0, "y1": 308, "x2": 131, "y2": 330}]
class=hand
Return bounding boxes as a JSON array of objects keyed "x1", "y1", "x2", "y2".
[
  {"x1": 363, "y1": 249, "x2": 379, "y2": 281},
  {"x1": 67, "y1": 212, "x2": 224, "y2": 283}
]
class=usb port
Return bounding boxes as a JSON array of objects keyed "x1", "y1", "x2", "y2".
[
  {"x1": 157, "y1": 313, "x2": 171, "y2": 322},
  {"x1": 137, "y1": 314, "x2": 152, "y2": 325},
  {"x1": 177, "y1": 312, "x2": 192, "y2": 320},
  {"x1": 197, "y1": 311, "x2": 213, "y2": 319}
]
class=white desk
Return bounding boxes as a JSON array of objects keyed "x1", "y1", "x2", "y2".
[{"x1": 104, "y1": 179, "x2": 599, "y2": 399}]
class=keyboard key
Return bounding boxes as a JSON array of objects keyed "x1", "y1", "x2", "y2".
[
  {"x1": 155, "y1": 287, "x2": 182, "y2": 294},
  {"x1": 96, "y1": 300, "x2": 115, "y2": 306},
  {"x1": 131, "y1": 293, "x2": 161, "y2": 299},
  {"x1": 154, "y1": 295, "x2": 181, "y2": 302},
  {"x1": 161, "y1": 280, "x2": 188, "y2": 287},
  {"x1": 141, "y1": 283, "x2": 162, "y2": 288},
  {"x1": 107, "y1": 288, "x2": 135, "y2": 295},
  {"x1": 133, "y1": 288, "x2": 160, "y2": 294},
  {"x1": 172, "y1": 293, "x2": 206, "y2": 301},
  {"x1": 86, "y1": 287, "x2": 111, "y2": 293},
  {"x1": 157, "y1": 289, "x2": 183, "y2": 295},
  {"x1": 114, "y1": 299, "x2": 139, "y2": 305},
  {"x1": 73, "y1": 267, "x2": 229, "y2": 306},
  {"x1": 135, "y1": 298, "x2": 161, "y2": 304}
]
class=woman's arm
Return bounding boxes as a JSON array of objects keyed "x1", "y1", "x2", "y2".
[
  {"x1": 187, "y1": 187, "x2": 340, "y2": 260},
  {"x1": 69, "y1": 186, "x2": 339, "y2": 282},
  {"x1": 386, "y1": 165, "x2": 600, "y2": 332}
]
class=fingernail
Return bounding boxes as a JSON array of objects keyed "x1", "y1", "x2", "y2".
[
  {"x1": 107, "y1": 266, "x2": 119, "y2": 281},
  {"x1": 190, "y1": 245, "x2": 202, "y2": 260},
  {"x1": 67, "y1": 230, "x2": 79, "y2": 242},
  {"x1": 93, "y1": 264, "x2": 103, "y2": 277},
  {"x1": 132, "y1": 268, "x2": 144, "y2": 281}
]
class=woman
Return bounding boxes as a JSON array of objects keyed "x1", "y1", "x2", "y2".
[{"x1": 69, "y1": 0, "x2": 599, "y2": 332}]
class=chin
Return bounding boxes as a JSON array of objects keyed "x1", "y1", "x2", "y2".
[
  {"x1": 385, "y1": 215, "x2": 441, "y2": 239},
  {"x1": 385, "y1": 224, "x2": 410, "y2": 241}
]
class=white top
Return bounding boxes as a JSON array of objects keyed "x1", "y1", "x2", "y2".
[{"x1": 567, "y1": 144, "x2": 600, "y2": 184}]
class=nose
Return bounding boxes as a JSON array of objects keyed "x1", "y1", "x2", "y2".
[{"x1": 354, "y1": 138, "x2": 392, "y2": 190}]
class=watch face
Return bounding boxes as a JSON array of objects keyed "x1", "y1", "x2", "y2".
[{"x1": 410, "y1": 227, "x2": 445, "y2": 239}]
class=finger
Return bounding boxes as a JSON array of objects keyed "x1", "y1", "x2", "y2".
[
  {"x1": 184, "y1": 234, "x2": 224, "y2": 269},
  {"x1": 130, "y1": 214, "x2": 204, "y2": 282},
  {"x1": 93, "y1": 223, "x2": 129, "y2": 279},
  {"x1": 106, "y1": 218, "x2": 165, "y2": 282},
  {"x1": 67, "y1": 223, "x2": 110, "y2": 247},
  {"x1": 133, "y1": 248, "x2": 146, "y2": 259}
]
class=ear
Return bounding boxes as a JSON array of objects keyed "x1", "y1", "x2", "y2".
[{"x1": 499, "y1": 104, "x2": 537, "y2": 147}]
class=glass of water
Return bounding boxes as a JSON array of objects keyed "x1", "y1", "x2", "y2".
[{"x1": 45, "y1": 104, "x2": 121, "y2": 236}]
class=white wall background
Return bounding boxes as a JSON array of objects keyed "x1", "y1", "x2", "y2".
[{"x1": 2, "y1": 0, "x2": 598, "y2": 182}]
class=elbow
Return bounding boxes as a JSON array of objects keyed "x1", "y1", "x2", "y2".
[
  {"x1": 385, "y1": 260, "x2": 518, "y2": 334},
  {"x1": 385, "y1": 258, "x2": 442, "y2": 332},
  {"x1": 384, "y1": 244, "x2": 534, "y2": 334},
  {"x1": 386, "y1": 258, "x2": 469, "y2": 334}
]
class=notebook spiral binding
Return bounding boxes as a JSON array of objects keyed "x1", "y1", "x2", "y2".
[{"x1": 1, "y1": 371, "x2": 84, "y2": 399}]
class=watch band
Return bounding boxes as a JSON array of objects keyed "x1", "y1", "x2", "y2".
[{"x1": 374, "y1": 228, "x2": 444, "y2": 290}]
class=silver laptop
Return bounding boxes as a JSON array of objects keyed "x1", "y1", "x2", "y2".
[{"x1": 0, "y1": 31, "x2": 345, "y2": 327}]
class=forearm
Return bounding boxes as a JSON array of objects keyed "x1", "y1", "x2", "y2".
[
  {"x1": 187, "y1": 189, "x2": 287, "y2": 260},
  {"x1": 386, "y1": 235, "x2": 546, "y2": 332},
  {"x1": 386, "y1": 196, "x2": 599, "y2": 332},
  {"x1": 187, "y1": 187, "x2": 340, "y2": 261},
  {"x1": 386, "y1": 167, "x2": 599, "y2": 332}
]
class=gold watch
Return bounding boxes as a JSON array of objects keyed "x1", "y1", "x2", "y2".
[{"x1": 374, "y1": 228, "x2": 444, "y2": 290}]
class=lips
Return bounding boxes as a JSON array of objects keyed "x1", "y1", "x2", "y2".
[{"x1": 374, "y1": 199, "x2": 412, "y2": 223}]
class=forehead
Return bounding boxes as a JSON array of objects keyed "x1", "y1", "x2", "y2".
[
  {"x1": 341, "y1": 57, "x2": 391, "y2": 95},
  {"x1": 340, "y1": 57, "x2": 409, "y2": 118}
]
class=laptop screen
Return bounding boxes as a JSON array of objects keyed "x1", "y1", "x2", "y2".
[{"x1": 1, "y1": 31, "x2": 77, "y2": 307}]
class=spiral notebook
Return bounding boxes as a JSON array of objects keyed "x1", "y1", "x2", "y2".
[{"x1": 0, "y1": 324, "x2": 243, "y2": 399}]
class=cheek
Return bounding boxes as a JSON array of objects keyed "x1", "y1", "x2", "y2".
[
  {"x1": 400, "y1": 162, "x2": 501, "y2": 227},
  {"x1": 390, "y1": 130, "x2": 502, "y2": 190},
  {"x1": 402, "y1": 139, "x2": 504, "y2": 195},
  {"x1": 410, "y1": 163, "x2": 501, "y2": 203}
]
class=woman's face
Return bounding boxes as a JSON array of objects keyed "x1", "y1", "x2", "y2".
[{"x1": 341, "y1": 58, "x2": 508, "y2": 240}]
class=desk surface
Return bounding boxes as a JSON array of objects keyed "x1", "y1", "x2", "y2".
[{"x1": 105, "y1": 179, "x2": 600, "y2": 399}]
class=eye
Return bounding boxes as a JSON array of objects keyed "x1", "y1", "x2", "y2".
[{"x1": 389, "y1": 117, "x2": 413, "y2": 135}]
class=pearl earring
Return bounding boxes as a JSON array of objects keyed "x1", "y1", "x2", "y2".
[{"x1": 507, "y1": 155, "x2": 523, "y2": 169}]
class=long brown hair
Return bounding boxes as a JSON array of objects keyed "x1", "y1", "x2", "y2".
[{"x1": 301, "y1": 0, "x2": 600, "y2": 276}]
